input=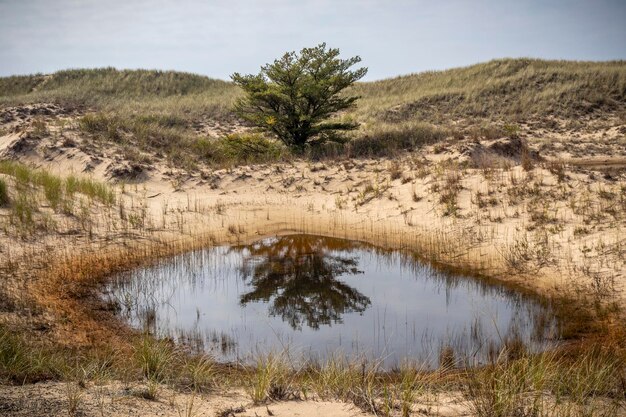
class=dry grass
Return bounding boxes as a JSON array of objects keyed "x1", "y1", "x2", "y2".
[
  {"x1": 351, "y1": 58, "x2": 626, "y2": 123},
  {"x1": 465, "y1": 346, "x2": 625, "y2": 417},
  {"x1": 3, "y1": 59, "x2": 625, "y2": 124},
  {"x1": 0, "y1": 161, "x2": 115, "y2": 206},
  {"x1": 0, "y1": 162, "x2": 118, "y2": 239},
  {"x1": 77, "y1": 112, "x2": 288, "y2": 168},
  {"x1": 0, "y1": 68, "x2": 238, "y2": 121}
]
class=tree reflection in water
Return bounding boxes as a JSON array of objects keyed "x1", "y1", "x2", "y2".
[{"x1": 231, "y1": 235, "x2": 371, "y2": 330}]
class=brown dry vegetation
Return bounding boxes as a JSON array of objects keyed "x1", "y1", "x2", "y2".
[{"x1": 1, "y1": 59, "x2": 626, "y2": 416}]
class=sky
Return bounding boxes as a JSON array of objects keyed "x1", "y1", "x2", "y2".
[{"x1": 1, "y1": 0, "x2": 625, "y2": 81}]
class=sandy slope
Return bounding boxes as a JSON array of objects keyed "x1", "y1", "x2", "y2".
[
  {"x1": 2, "y1": 111, "x2": 622, "y2": 302},
  {"x1": 0, "y1": 105, "x2": 625, "y2": 416},
  {"x1": 0, "y1": 382, "x2": 381, "y2": 417}
]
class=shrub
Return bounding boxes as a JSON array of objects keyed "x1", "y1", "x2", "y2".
[
  {"x1": 0, "y1": 178, "x2": 9, "y2": 206},
  {"x1": 217, "y1": 134, "x2": 284, "y2": 163}
]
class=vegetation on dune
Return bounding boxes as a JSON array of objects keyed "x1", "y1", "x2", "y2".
[
  {"x1": 0, "y1": 161, "x2": 117, "y2": 238},
  {"x1": 1, "y1": 58, "x2": 625, "y2": 122},
  {"x1": 77, "y1": 112, "x2": 285, "y2": 167},
  {"x1": 0, "y1": 67, "x2": 240, "y2": 119},
  {"x1": 2, "y1": 58, "x2": 625, "y2": 165},
  {"x1": 0, "y1": 161, "x2": 115, "y2": 207},
  {"x1": 351, "y1": 58, "x2": 626, "y2": 122},
  {"x1": 0, "y1": 326, "x2": 65, "y2": 383},
  {"x1": 2, "y1": 317, "x2": 624, "y2": 415},
  {"x1": 0, "y1": 177, "x2": 9, "y2": 206}
]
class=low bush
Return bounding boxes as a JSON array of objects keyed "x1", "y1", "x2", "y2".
[
  {"x1": 345, "y1": 122, "x2": 448, "y2": 158},
  {"x1": 79, "y1": 113, "x2": 123, "y2": 142},
  {"x1": 217, "y1": 133, "x2": 285, "y2": 164},
  {"x1": 0, "y1": 178, "x2": 9, "y2": 206}
]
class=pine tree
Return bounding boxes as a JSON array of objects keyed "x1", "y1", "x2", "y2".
[{"x1": 231, "y1": 43, "x2": 367, "y2": 149}]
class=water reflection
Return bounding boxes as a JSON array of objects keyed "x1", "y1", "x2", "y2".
[
  {"x1": 233, "y1": 235, "x2": 371, "y2": 330},
  {"x1": 106, "y1": 234, "x2": 559, "y2": 368}
]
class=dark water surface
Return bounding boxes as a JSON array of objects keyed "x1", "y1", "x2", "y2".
[{"x1": 106, "y1": 235, "x2": 558, "y2": 368}]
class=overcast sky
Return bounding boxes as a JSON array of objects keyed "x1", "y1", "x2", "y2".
[{"x1": 1, "y1": 0, "x2": 625, "y2": 80}]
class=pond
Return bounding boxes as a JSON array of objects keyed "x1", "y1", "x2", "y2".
[{"x1": 105, "y1": 234, "x2": 558, "y2": 369}]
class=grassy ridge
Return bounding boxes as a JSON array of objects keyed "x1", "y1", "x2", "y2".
[
  {"x1": 0, "y1": 67, "x2": 234, "y2": 99},
  {"x1": 1, "y1": 59, "x2": 625, "y2": 122},
  {"x1": 353, "y1": 58, "x2": 626, "y2": 122},
  {"x1": 1, "y1": 59, "x2": 625, "y2": 165},
  {"x1": 0, "y1": 68, "x2": 239, "y2": 119}
]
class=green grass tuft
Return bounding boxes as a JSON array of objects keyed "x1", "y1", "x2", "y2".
[{"x1": 0, "y1": 326, "x2": 64, "y2": 383}]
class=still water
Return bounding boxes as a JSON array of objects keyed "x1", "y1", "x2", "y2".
[{"x1": 106, "y1": 234, "x2": 558, "y2": 368}]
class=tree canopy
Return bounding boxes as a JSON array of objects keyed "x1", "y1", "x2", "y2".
[{"x1": 231, "y1": 43, "x2": 367, "y2": 149}]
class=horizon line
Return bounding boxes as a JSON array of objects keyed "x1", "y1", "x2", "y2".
[{"x1": 2, "y1": 56, "x2": 626, "y2": 84}]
